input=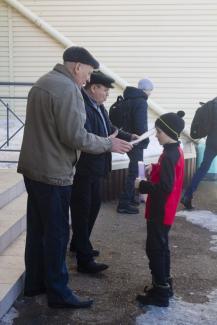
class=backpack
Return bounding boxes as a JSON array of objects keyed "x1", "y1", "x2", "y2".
[
  {"x1": 109, "y1": 95, "x2": 131, "y2": 130},
  {"x1": 190, "y1": 98, "x2": 217, "y2": 139}
]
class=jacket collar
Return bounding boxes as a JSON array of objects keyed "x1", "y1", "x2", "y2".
[
  {"x1": 123, "y1": 86, "x2": 148, "y2": 100},
  {"x1": 163, "y1": 142, "x2": 180, "y2": 149},
  {"x1": 53, "y1": 63, "x2": 77, "y2": 85}
]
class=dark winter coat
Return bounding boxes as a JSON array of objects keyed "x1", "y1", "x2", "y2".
[
  {"x1": 123, "y1": 86, "x2": 149, "y2": 149},
  {"x1": 206, "y1": 100, "x2": 217, "y2": 152},
  {"x1": 75, "y1": 89, "x2": 131, "y2": 177},
  {"x1": 139, "y1": 142, "x2": 184, "y2": 225}
]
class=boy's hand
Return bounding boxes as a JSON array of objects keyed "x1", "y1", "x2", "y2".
[
  {"x1": 131, "y1": 133, "x2": 139, "y2": 140},
  {"x1": 145, "y1": 164, "x2": 152, "y2": 179},
  {"x1": 135, "y1": 177, "x2": 141, "y2": 189}
]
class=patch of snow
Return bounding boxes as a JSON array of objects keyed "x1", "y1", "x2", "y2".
[
  {"x1": 136, "y1": 290, "x2": 217, "y2": 325},
  {"x1": 0, "y1": 307, "x2": 19, "y2": 324}
]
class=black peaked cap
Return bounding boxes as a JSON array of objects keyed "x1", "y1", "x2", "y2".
[
  {"x1": 89, "y1": 71, "x2": 115, "y2": 88},
  {"x1": 63, "y1": 46, "x2": 99, "y2": 69}
]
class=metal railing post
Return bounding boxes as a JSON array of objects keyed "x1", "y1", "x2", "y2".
[
  {"x1": 6, "y1": 103, "x2": 9, "y2": 147},
  {"x1": 0, "y1": 81, "x2": 33, "y2": 163}
]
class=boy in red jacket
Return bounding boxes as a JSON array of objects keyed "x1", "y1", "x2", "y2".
[{"x1": 135, "y1": 111, "x2": 185, "y2": 307}]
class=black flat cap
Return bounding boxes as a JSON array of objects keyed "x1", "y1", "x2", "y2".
[
  {"x1": 89, "y1": 71, "x2": 115, "y2": 88},
  {"x1": 63, "y1": 46, "x2": 99, "y2": 69}
]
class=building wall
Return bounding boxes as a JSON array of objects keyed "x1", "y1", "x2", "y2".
[
  {"x1": 0, "y1": 0, "x2": 217, "y2": 126},
  {"x1": 0, "y1": 1, "x2": 10, "y2": 98}
]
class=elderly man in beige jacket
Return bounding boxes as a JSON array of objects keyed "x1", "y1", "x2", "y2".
[{"x1": 18, "y1": 46, "x2": 132, "y2": 309}]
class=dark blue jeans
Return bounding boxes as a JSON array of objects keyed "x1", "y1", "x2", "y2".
[
  {"x1": 119, "y1": 147, "x2": 144, "y2": 206},
  {"x1": 184, "y1": 145, "x2": 217, "y2": 199},
  {"x1": 24, "y1": 177, "x2": 72, "y2": 303}
]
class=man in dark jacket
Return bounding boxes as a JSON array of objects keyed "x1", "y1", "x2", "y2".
[
  {"x1": 181, "y1": 98, "x2": 217, "y2": 209},
  {"x1": 117, "y1": 78, "x2": 154, "y2": 214},
  {"x1": 70, "y1": 71, "x2": 135, "y2": 273}
]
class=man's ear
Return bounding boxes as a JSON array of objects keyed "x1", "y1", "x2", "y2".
[
  {"x1": 74, "y1": 62, "x2": 81, "y2": 74},
  {"x1": 90, "y1": 84, "x2": 96, "y2": 94}
]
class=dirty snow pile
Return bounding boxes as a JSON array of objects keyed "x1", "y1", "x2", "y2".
[{"x1": 137, "y1": 290, "x2": 217, "y2": 325}]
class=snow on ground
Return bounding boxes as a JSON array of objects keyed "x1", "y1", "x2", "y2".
[
  {"x1": 177, "y1": 210, "x2": 217, "y2": 252},
  {"x1": 136, "y1": 290, "x2": 217, "y2": 325},
  {"x1": 136, "y1": 209, "x2": 217, "y2": 325},
  {"x1": 0, "y1": 307, "x2": 19, "y2": 325}
]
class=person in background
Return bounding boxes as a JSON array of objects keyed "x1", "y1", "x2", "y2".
[
  {"x1": 70, "y1": 71, "x2": 137, "y2": 274},
  {"x1": 17, "y1": 46, "x2": 132, "y2": 309},
  {"x1": 135, "y1": 111, "x2": 185, "y2": 307},
  {"x1": 117, "y1": 78, "x2": 154, "y2": 214},
  {"x1": 181, "y1": 99, "x2": 217, "y2": 210}
]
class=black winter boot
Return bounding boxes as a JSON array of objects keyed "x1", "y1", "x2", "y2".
[
  {"x1": 137, "y1": 283, "x2": 170, "y2": 307},
  {"x1": 181, "y1": 196, "x2": 194, "y2": 210},
  {"x1": 143, "y1": 276, "x2": 157, "y2": 295},
  {"x1": 167, "y1": 277, "x2": 174, "y2": 298}
]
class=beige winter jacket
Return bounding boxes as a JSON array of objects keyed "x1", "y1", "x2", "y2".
[{"x1": 17, "y1": 64, "x2": 112, "y2": 185}]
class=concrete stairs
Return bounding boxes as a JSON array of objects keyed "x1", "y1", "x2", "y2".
[{"x1": 0, "y1": 169, "x2": 26, "y2": 319}]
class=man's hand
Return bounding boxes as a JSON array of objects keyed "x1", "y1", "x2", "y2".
[
  {"x1": 109, "y1": 129, "x2": 118, "y2": 139},
  {"x1": 110, "y1": 137, "x2": 132, "y2": 154}
]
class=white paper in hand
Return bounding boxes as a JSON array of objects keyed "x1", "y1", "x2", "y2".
[{"x1": 130, "y1": 128, "x2": 155, "y2": 145}]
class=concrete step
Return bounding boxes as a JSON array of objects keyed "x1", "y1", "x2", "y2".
[
  {"x1": 0, "y1": 192, "x2": 27, "y2": 255},
  {"x1": 0, "y1": 232, "x2": 25, "y2": 319},
  {"x1": 0, "y1": 169, "x2": 25, "y2": 209}
]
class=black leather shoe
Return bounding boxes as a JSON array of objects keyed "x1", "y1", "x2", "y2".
[
  {"x1": 92, "y1": 249, "x2": 100, "y2": 257},
  {"x1": 130, "y1": 198, "x2": 140, "y2": 206},
  {"x1": 117, "y1": 205, "x2": 139, "y2": 214},
  {"x1": 48, "y1": 293, "x2": 93, "y2": 309},
  {"x1": 130, "y1": 201, "x2": 140, "y2": 207},
  {"x1": 24, "y1": 288, "x2": 46, "y2": 297},
  {"x1": 77, "y1": 261, "x2": 108, "y2": 274}
]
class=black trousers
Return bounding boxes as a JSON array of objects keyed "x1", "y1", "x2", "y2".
[
  {"x1": 119, "y1": 147, "x2": 144, "y2": 206},
  {"x1": 70, "y1": 174, "x2": 101, "y2": 264},
  {"x1": 24, "y1": 177, "x2": 72, "y2": 303},
  {"x1": 146, "y1": 219, "x2": 171, "y2": 285}
]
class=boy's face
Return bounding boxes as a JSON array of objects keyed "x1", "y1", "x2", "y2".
[{"x1": 155, "y1": 127, "x2": 176, "y2": 145}]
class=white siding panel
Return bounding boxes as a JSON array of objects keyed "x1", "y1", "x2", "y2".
[
  {"x1": 0, "y1": 0, "x2": 217, "y2": 125},
  {"x1": 0, "y1": 1, "x2": 9, "y2": 80},
  {"x1": 0, "y1": 0, "x2": 10, "y2": 118}
]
